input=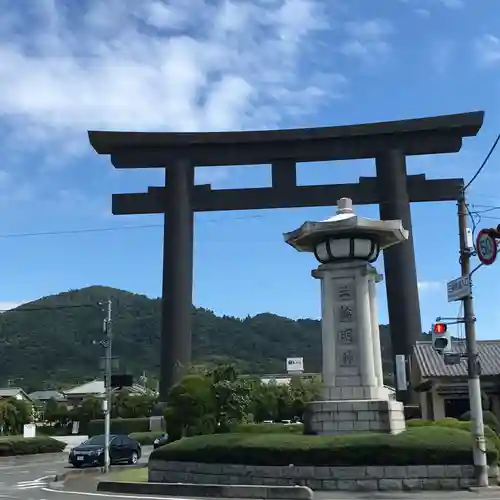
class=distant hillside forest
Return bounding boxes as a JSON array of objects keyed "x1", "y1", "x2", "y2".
[{"x1": 0, "y1": 286, "x2": 429, "y2": 391}]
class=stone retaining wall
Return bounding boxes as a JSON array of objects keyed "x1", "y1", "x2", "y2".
[{"x1": 149, "y1": 460, "x2": 499, "y2": 491}]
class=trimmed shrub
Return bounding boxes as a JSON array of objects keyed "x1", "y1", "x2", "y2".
[
  {"x1": 407, "y1": 418, "x2": 462, "y2": 428},
  {"x1": 150, "y1": 426, "x2": 498, "y2": 466},
  {"x1": 234, "y1": 423, "x2": 303, "y2": 434},
  {"x1": 408, "y1": 418, "x2": 500, "y2": 457},
  {"x1": 0, "y1": 436, "x2": 66, "y2": 456},
  {"x1": 460, "y1": 411, "x2": 500, "y2": 435},
  {"x1": 129, "y1": 431, "x2": 165, "y2": 445},
  {"x1": 88, "y1": 418, "x2": 149, "y2": 436}
]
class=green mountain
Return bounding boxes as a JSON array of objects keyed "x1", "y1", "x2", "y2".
[{"x1": 0, "y1": 286, "x2": 399, "y2": 391}]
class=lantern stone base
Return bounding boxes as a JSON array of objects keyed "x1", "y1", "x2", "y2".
[
  {"x1": 304, "y1": 399, "x2": 406, "y2": 435},
  {"x1": 322, "y1": 384, "x2": 395, "y2": 401}
]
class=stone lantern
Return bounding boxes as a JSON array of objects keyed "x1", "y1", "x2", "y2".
[{"x1": 283, "y1": 197, "x2": 408, "y2": 435}]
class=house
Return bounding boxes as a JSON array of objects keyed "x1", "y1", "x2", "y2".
[
  {"x1": 0, "y1": 387, "x2": 33, "y2": 404},
  {"x1": 63, "y1": 380, "x2": 153, "y2": 409},
  {"x1": 412, "y1": 340, "x2": 500, "y2": 421},
  {"x1": 0, "y1": 388, "x2": 35, "y2": 419},
  {"x1": 28, "y1": 390, "x2": 67, "y2": 404}
]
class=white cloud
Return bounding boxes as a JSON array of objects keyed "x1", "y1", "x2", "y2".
[
  {"x1": 438, "y1": 0, "x2": 465, "y2": 8},
  {"x1": 418, "y1": 280, "x2": 444, "y2": 292},
  {"x1": 340, "y1": 19, "x2": 394, "y2": 61},
  {"x1": 416, "y1": 8, "x2": 431, "y2": 17},
  {"x1": 0, "y1": 0, "x2": 345, "y2": 161},
  {"x1": 430, "y1": 39, "x2": 455, "y2": 74},
  {"x1": 475, "y1": 34, "x2": 500, "y2": 68}
]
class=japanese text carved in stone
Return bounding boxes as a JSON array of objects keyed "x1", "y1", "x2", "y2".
[
  {"x1": 339, "y1": 349, "x2": 357, "y2": 367},
  {"x1": 338, "y1": 304, "x2": 354, "y2": 323},
  {"x1": 336, "y1": 283, "x2": 354, "y2": 302},
  {"x1": 338, "y1": 327, "x2": 354, "y2": 344}
]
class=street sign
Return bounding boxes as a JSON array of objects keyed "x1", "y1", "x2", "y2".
[
  {"x1": 476, "y1": 229, "x2": 497, "y2": 265},
  {"x1": 447, "y1": 275, "x2": 471, "y2": 302},
  {"x1": 444, "y1": 353, "x2": 462, "y2": 366}
]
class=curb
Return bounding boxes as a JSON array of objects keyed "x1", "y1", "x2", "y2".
[
  {"x1": 468, "y1": 485, "x2": 500, "y2": 494},
  {"x1": 97, "y1": 481, "x2": 314, "y2": 499},
  {"x1": 54, "y1": 464, "x2": 147, "y2": 483}
]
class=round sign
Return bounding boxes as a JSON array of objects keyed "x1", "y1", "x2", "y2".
[{"x1": 476, "y1": 229, "x2": 497, "y2": 265}]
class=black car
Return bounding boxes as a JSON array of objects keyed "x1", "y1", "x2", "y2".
[
  {"x1": 68, "y1": 434, "x2": 141, "y2": 468},
  {"x1": 153, "y1": 433, "x2": 169, "y2": 449}
]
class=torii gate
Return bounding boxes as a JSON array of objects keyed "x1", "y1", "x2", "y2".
[{"x1": 88, "y1": 110, "x2": 484, "y2": 404}]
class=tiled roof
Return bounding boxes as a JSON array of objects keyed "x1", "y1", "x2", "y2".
[
  {"x1": 28, "y1": 390, "x2": 66, "y2": 402},
  {"x1": 414, "y1": 340, "x2": 500, "y2": 378},
  {"x1": 0, "y1": 388, "x2": 23, "y2": 397},
  {"x1": 64, "y1": 380, "x2": 105, "y2": 395},
  {"x1": 64, "y1": 380, "x2": 151, "y2": 396}
]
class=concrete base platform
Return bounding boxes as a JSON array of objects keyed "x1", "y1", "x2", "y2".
[{"x1": 305, "y1": 399, "x2": 406, "y2": 435}]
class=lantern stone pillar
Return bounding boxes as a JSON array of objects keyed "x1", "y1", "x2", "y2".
[{"x1": 284, "y1": 198, "x2": 407, "y2": 435}]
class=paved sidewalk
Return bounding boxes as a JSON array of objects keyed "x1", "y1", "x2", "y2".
[{"x1": 315, "y1": 489, "x2": 500, "y2": 499}]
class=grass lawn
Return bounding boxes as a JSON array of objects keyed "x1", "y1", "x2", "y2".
[{"x1": 107, "y1": 467, "x2": 147, "y2": 482}]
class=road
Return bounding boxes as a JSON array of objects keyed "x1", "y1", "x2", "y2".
[
  {"x1": 0, "y1": 452, "x2": 69, "y2": 499},
  {"x1": 0, "y1": 447, "x2": 153, "y2": 500},
  {"x1": 2, "y1": 449, "x2": 499, "y2": 500}
]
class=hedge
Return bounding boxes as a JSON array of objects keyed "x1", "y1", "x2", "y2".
[
  {"x1": 150, "y1": 426, "x2": 498, "y2": 466},
  {"x1": 234, "y1": 423, "x2": 303, "y2": 434},
  {"x1": 407, "y1": 418, "x2": 500, "y2": 456},
  {"x1": 88, "y1": 418, "x2": 150, "y2": 436},
  {"x1": 37, "y1": 424, "x2": 73, "y2": 436},
  {"x1": 129, "y1": 431, "x2": 165, "y2": 445},
  {"x1": 460, "y1": 411, "x2": 500, "y2": 435},
  {"x1": 0, "y1": 436, "x2": 66, "y2": 456}
]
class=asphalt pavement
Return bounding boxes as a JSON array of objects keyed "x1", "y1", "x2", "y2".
[
  {"x1": 0, "y1": 452, "x2": 69, "y2": 499},
  {"x1": 0, "y1": 446, "x2": 153, "y2": 500},
  {"x1": 3, "y1": 448, "x2": 500, "y2": 500}
]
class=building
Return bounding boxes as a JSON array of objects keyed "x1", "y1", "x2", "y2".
[
  {"x1": 0, "y1": 387, "x2": 33, "y2": 404},
  {"x1": 28, "y1": 390, "x2": 67, "y2": 404},
  {"x1": 412, "y1": 340, "x2": 500, "y2": 420},
  {"x1": 239, "y1": 373, "x2": 320, "y2": 386},
  {"x1": 63, "y1": 380, "x2": 153, "y2": 409}
]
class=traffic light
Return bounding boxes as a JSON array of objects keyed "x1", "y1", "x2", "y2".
[
  {"x1": 111, "y1": 374, "x2": 133, "y2": 389},
  {"x1": 432, "y1": 322, "x2": 451, "y2": 354}
]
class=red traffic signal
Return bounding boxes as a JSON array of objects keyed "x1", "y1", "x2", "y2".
[{"x1": 433, "y1": 323, "x2": 447, "y2": 334}]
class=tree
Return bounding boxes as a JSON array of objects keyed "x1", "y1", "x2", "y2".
[
  {"x1": 44, "y1": 397, "x2": 69, "y2": 426},
  {"x1": 0, "y1": 398, "x2": 32, "y2": 434},
  {"x1": 0, "y1": 400, "x2": 18, "y2": 435},
  {"x1": 249, "y1": 376, "x2": 321, "y2": 423},
  {"x1": 164, "y1": 374, "x2": 215, "y2": 441},
  {"x1": 209, "y1": 364, "x2": 251, "y2": 432},
  {"x1": 71, "y1": 396, "x2": 103, "y2": 427},
  {"x1": 111, "y1": 391, "x2": 157, "y2": 419}
]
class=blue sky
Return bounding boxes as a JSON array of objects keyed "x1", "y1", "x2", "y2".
[{"x1": 0, "y1": 0, "x2": 500, "y2": 341}]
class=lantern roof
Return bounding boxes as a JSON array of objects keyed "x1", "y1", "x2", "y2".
[{"x1": 283, "y1": 198, "x2": 408, "y2": 253}]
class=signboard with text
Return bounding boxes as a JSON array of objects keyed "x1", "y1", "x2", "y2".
[
  {"x1": 447, "y1": 275, "x2": 471, "y2": 302},
  {"x1": 286, "y1": 357, "x2": 304, "y2": 373}
]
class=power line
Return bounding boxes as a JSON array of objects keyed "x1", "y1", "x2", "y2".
[
  {"x1": 2, "y1": 138, "x2": 499, "y2": 242},
  {"x1": 0, "y1": 224, "x2": 163, "y2": 239},
  {"x1": 463, "y1": 133, "x2": 500, "y2": 192},
  {"x1": 0, "y1": 214, "x2": 264, "y2": 240}
]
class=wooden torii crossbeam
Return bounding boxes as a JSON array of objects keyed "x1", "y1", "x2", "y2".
[{"x1": 88, "y1": 110, "x2": 484, "y2": 404}]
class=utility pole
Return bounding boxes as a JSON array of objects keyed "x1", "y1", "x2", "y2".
[
  {"x1": 458, "y1": 193, "x2": 488, "y2": 487},
  {"x1": 103, "y1": 299, "x2": 112, "y2": 474}
]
